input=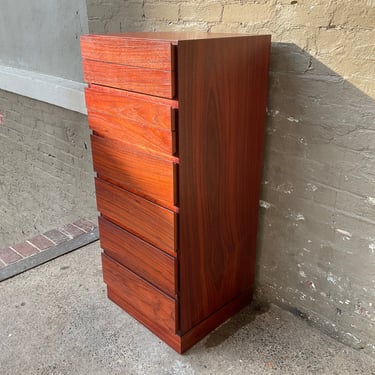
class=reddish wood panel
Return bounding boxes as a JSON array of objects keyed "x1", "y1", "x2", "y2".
[
  {"x1": 88, "y1": 112, "x2": 175, "y2": 156},
  {"x1": 102, "y1": 254, "x2": 177, "y2": 334},
  {"x1": 85, "y1": 86, "x2": 177, "y2": 156},
  {"x1": 177, "y1": 36, "x2": 271, "y2": 333},
  {"x1": 99, "y1": 217, "x2": 177, "y2": 297},
  {"x1": 91, "y1": 135, "x2": 177, "y2": 209},
  {"x1": 180, "y1": 289, "x2": 253, "y2": 353},
  {"x1": 95, "y1": 178, "x2": 177, "y2": 255},
  {"x1": 85, "y1": 86, "x2": 177, "y2": 131},
  {"x1": 81, "y1": 35, "x2": 174, "y2": 70},
  {"x1": 107, "y1": 287, "x2": 182, "y2": 352},
  {"x1": 108, "y1": 282, "x2": 252, "y2": 354},
  {"x1": 82, "y1": 32, "x2": 271, "y2": 354},
  {"x1": 82, "y1": 59, "x2": 174, "y2": 98}
]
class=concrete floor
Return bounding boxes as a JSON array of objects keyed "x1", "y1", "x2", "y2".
[{"x1": 1, "y1": 242, "x2": 375, "y2": 375}]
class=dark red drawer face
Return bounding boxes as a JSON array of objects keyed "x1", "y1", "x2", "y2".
[
  {"x1": 85, "y1": 86, "x2": 177, "y2": 156},
  {"x1": 95, "y1": 178, "x2": 177, "y2": 255},
  {"x1": 81, "y1": 35, "x2": 174, "y2": 70},
  {"x1": 102, "y1": 254, "x2": 177, "y2": 334},
  {"x1": 81, "y1": 35, "x2": 175, "y2": 98},
  {"x1": 99, "y1": 217, "x2": 177, "y2": 297},
  {"x1": 82, "y1": 59, "x2": 175, "y2": 98},
  {"x1": 91, "y1": 134, "x2": 177, "y2": 210}
]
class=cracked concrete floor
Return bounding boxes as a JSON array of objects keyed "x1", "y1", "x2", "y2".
[{"x1": 1, "y1": 241, "x2": 375, "y2": 375}]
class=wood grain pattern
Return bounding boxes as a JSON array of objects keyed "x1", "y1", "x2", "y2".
[
  {"x1": 177, "y1": 35, "x2": 271, "y2": 333},
  {"x1": 88, "y1": 112, "x2": 175, "y2": 156},
  {"x1": 179, "y1": 289, "x2": 253, "y2": 353},
  {"x1": 108, "y1": 282, "x2": 253, "y2": 353},
  {"x1": 95, "y1": 178, "x2": 177, "y2": 255},
  {"x1": 81, "y1": 35, "x2": 174, "y2": 70},
  {"x1": 82, "y1": 59, "x2": 174, "y2": 98},
  {"x1": 107, "y1": 287, "x2": 182, "y2": 351},
  {"x1": 102, "y1": 254, "x2": 177, "y2": 334},
  {"x1": 85, "y1": 86, "x2": 178, "y2": 131},
  {"x1": 85, "y1": 86, "x2": 177, "y2": 156},
  {"x1": 82, "y1": 32, "x2": 271, "y2": 353},
  {"x1": 91, "y1": 134, "x2": 177, "y2": 209},
  {"x1": 99, "y1": 217, "x2": 177, "y2": 297}
]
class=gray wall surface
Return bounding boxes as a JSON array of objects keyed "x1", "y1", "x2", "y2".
[
  {"x1": 0, "y1": 0, "x2": 88, "y2": 81},
  {"x1": 86, "y1": 0, "x2": 375, "y2": 357},
  {"x1": 0, "y1": 90, "x2": 96, "y2": 248}
]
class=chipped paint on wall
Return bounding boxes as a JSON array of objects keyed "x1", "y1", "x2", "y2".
[
  {"x1": 276, "y1": 182, "x2": 294, "y2": 194},
  {"x1": 288, "y1": 210, "x2": 305, "y2": 221},
  {"x1": 259, "y1": 200, "x2": 272, "y2": 209},
  {"x1": 306, "y1": 183, "x2": 318, "y2": 192},
  {"x1": 335, "y1": 229, "x2": 352, "y2": 240},
  {"x1": 287, "y1": 116, "x2": 300, "y2": 123}
]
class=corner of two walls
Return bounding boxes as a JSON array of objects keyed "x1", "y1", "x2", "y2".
[{"x1": 85, "y1": 0, "x2": 375, "y2": 356}]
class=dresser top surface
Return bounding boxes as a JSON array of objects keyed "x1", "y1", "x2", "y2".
[{"x1": 81, "y1": 32, "x2": 270, "y2": 43}]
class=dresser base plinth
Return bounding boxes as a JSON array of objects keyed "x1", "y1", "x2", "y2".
[{"x1": 107, "y1": 286, "x2": 253, "y2": 354}]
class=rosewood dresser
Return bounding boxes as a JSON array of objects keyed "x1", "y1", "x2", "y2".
[{"x1": 81, "y1": 32, "x2": 270, "y2": 353}]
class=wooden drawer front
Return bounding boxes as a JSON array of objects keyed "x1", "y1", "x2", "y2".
[
  {"x1": 95, "y1": 178, "x2": 177, "y2": 255},
  {"x1": 81, "y1": 35, "x2": 173, "y2": 70},
  {"x1": 102, "y1": 254, "x2": 177, "y2": 334},
  {"x1": 85, "y1": 87, "x2": 177, "y2": 155},
  {"x1": 82, "y1": 59, "x2": 174, "y2": 98},
  {"x1": 99, "y1": 217, "x2": 176, "y2": 297},
  {"x1": 91, "y1": 135, "x2": 176, "y2": 209},
  {"x1": 89, "y1": 112, "x2": 176, "y2": 156},
  {"x1": 85, "y1": 86, "x2": 177, "y2": 131}
]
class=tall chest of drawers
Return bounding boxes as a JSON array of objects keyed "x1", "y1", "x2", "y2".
[{"x1": 81, "y1": 32, "x2": 270, "y2": 353}]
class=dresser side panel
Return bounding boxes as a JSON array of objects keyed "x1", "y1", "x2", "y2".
[{"x1": 178, "y1": 35, "x2": 271, "y2": 333}]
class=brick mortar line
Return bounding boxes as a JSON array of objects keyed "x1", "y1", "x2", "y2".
[
  {"x1": 9, "y1": 246, "x2": 26, "y2": 259},
  {"x1": 71, "y1": 222, "x2": 90, "y2": 233},
  {"x1": 39, "y1": 233, "x2": 56, "y2": 245},
  {"x1": 44, "y1": 235, "x2": 58, "y2": 246},
  {"x1": 59, "y1": 229, "x2": 74, "y2": 239},
  {"x1": 0, "y1": 228, "x2": 99, "y2": 282},
  {"x1": 0, "y1": 220, "x2": 97, "y2": 267},
  {"x1": 25, "y1": 240, "x2": 42, "y2": 252}
]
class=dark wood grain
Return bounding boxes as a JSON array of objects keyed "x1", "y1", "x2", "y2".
[
  {"x1": 178, "y1": 35, "x2": 271, "y2": 333},
  {"x1": 107, "y1": 282, "x2": 252, "y2": 354},
  {"x1": 91, "y1": 134, "x2": 177, "y2": 209},
  {"x1": 102, "y1": 254, "x2": 177, "y2": 334},
  {"x1": 82, "y1": 32, "x2": 271, "y2": 353},
  {"x1": 85, "y1": 86, "x2": 178, "y2": 131},
  {"x1": 85, "y1": 86, "x2": 177, "y2": 156},
  {"x1": 99, "y1": 217, "x2": 177, "y2": 297},
  {"x1": 107, "y1": 287, "x2": 182, "y2": 352},
  {"x1": 82, "y1": 59, "x2": 174, "y2": 98},
  {"x1": 89, "y1": 112, "x2": 175, "y2": 156},
  {"x1": 95, "y1": 178, "x2": 177, "y2": 255},
  {"x1": 81, "y1": 35, "x2": 174, "y2": 70},
  {"x1": 179, "y1": 289, "x2": 253, "y2": 353}
]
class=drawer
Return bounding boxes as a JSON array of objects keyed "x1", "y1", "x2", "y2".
[
  {"x1": 81, "y1": 34, "x2": 174, "y2": 70},
  {"x1": 99, "y1": 217, "x2": 177, "y2": 297},
  {"x1": 95, "y1": 178, "x2": 177, "y2": 255},
  {"x1": 102, "y1": 253, "x2": 177, "y2": 334},
  {"x1": 85, "y1": 86, "x2": 178, "y2": 156},
  {"x1": 91, "y1": 134, "x2": 177, "y2": 209},
  {"x1": 82, "y1": 59, "x2": 174, "y2": 98}
]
